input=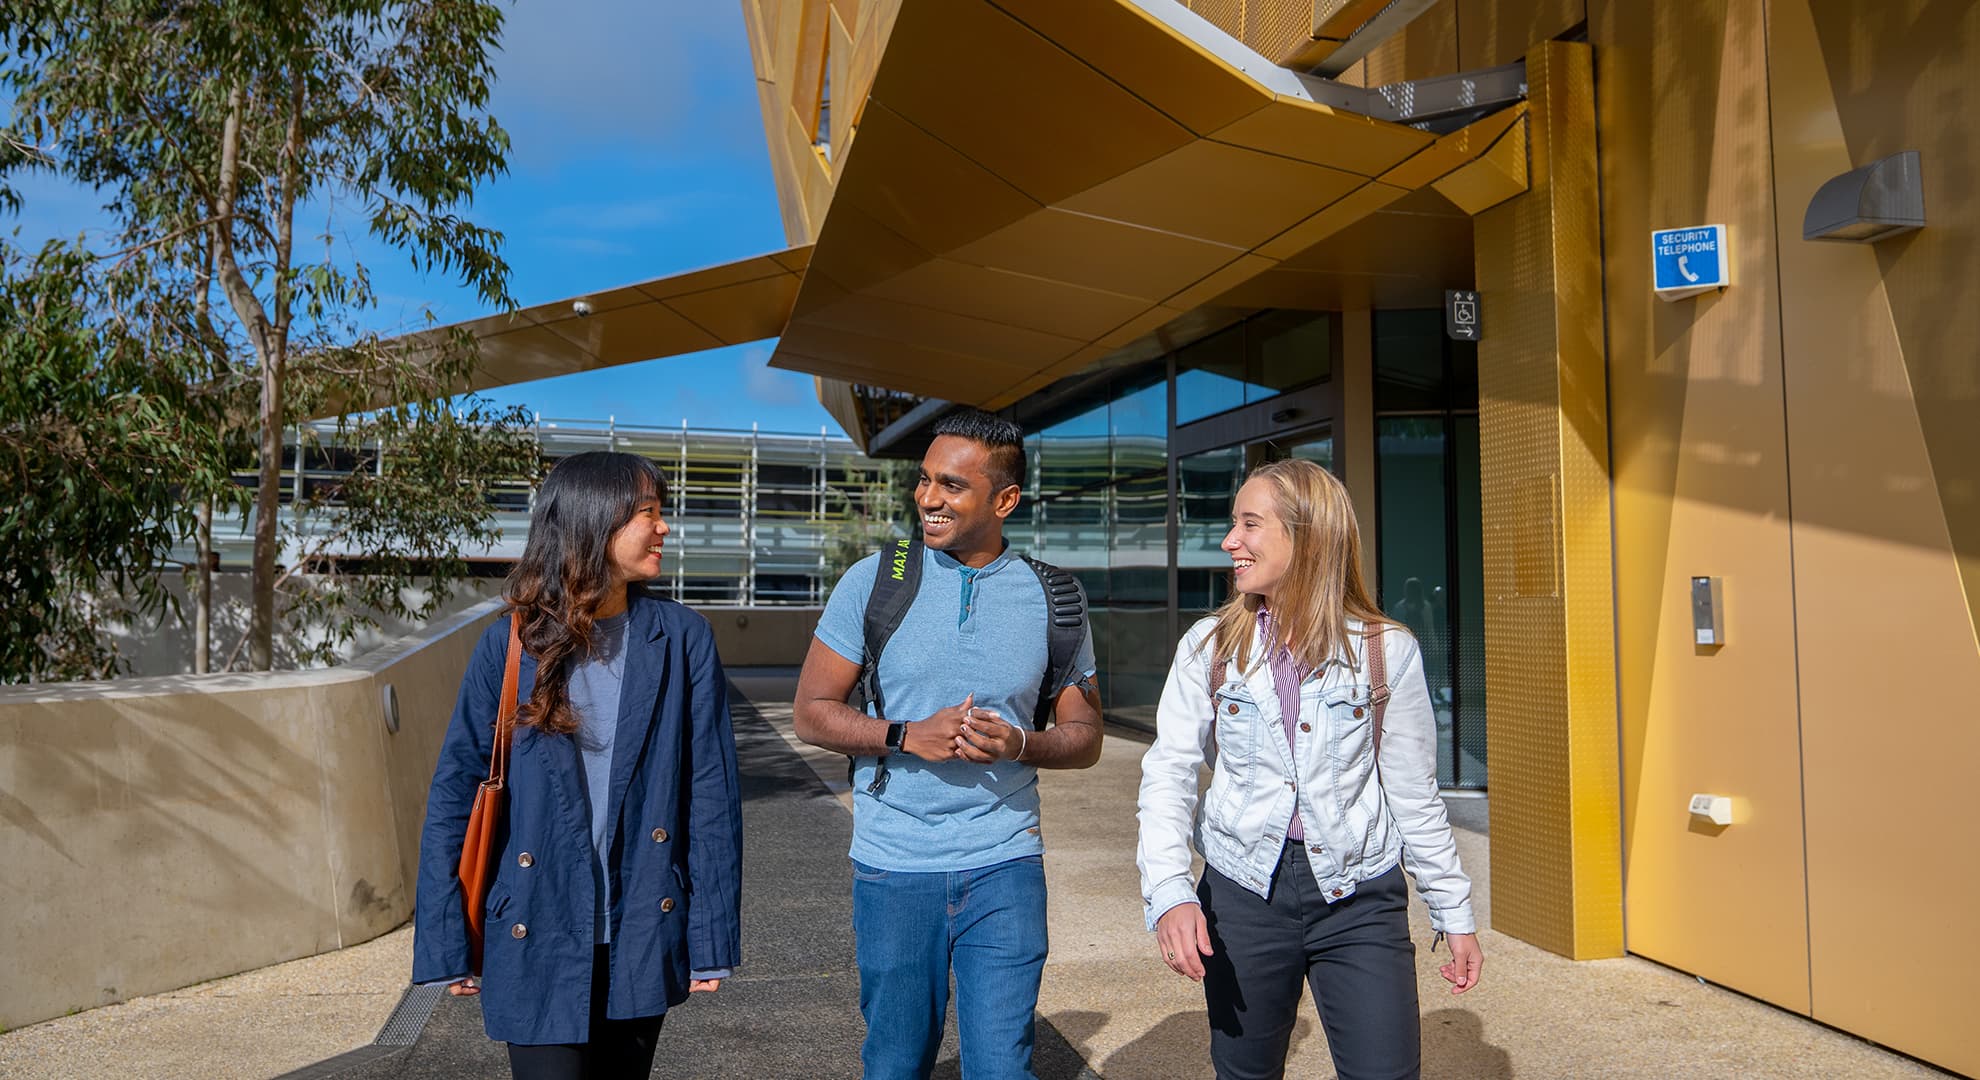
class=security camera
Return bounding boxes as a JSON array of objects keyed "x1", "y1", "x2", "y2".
[{"x1": 572, "y1": 299, "x2": 594, "y2": 317}]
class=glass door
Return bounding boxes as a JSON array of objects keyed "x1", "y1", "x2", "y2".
[{"x1": 1247, "y1": 426, "x2": 1335, "y2": 473}]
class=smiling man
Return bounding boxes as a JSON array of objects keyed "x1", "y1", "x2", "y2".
[{"x1": 793, "y1": 408, "x2": 1104, "y2": 1080}]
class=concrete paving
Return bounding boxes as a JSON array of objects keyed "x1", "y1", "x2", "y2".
[{"x1": 0, "y1": 669, "x2": 1957, "y2": 1078}]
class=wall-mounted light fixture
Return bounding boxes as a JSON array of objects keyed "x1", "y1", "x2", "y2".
[{"x1": 1804, "y1": 150, "x2": 1925, "y2": 243}]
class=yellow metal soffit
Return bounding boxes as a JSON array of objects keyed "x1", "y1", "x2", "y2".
[
  {"x1": 411, "y1": 246, "x2": 812, "y2": 398},
  {"x1": 770, "y1": 0, "x2": 1527, "y2": 409}
]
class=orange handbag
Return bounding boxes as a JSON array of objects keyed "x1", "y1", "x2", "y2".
[{"x1": 458, "y1": 614, "x2": 523, "y2": 976}]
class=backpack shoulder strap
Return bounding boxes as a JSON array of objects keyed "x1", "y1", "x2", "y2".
[
  {"x1": 1365, "y1": 622, "x2": 1393, "y2": 759},
  {"x1": 856, "y1": 535, "x2": 922, "y2": 718},
  {"x1": 1021, "y1": 555, "x2": 1087, "y2": 731}
]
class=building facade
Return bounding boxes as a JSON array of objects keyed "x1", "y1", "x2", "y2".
[
  {"x1": 434, "y1": 2, "x2": 1978, "y2": 1072},
  {"x1": 741, "y1": 2, "x2": 1980, "y2": 1072},
  {"x1": 195, "y1": 420, "x2": 909, "y2": 607}
]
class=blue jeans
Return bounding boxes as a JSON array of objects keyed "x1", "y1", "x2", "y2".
[{"x1": 851, "y1": 854, "x2": 1048, "y2": 1080}]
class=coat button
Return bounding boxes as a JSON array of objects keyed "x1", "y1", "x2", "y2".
[
  {"x1": 652, "y1": 827, "x2": 668, "y2": 843},
  {"x1": 1353, "y1": 707, "x2": 1365, "y2": 718},
  {"x1": 1226, "y1": 703, "x2": 1239, "y2": 715},
  {"x1": 660, "y1": 898, "x2": 676, "y2": 913},
  {"x1": 1299, "y1": 722, "x2": 1312, "y2": 733},
  {"x1": 1332, "y1": 888, "x2": 1344, "y2": 898},
  {"x1": 517, "y1": 852, "x2": 534, "y2": 868},
  {"x1": 511, "y1": 923, "x2": 528, "y2": 939},
  {"x1": 1309, "y1": 845, "x2": 1323, "y2": 855}
]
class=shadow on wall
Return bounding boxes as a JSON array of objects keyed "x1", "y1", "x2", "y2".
[{"x1": 0, "y1": 597, "x2": 505, "y2": 1031}]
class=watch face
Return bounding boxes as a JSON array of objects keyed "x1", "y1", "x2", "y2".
[{"x1": 888, "y1": 722, "x2": 905, "y2": 749}]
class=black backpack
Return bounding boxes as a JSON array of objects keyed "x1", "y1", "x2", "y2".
[{"x1": 850, "y1": 535, "x2": 1089, "y2": 793}]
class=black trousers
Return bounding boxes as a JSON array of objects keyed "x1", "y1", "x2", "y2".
[
  {"x1": 507, "y1": 946, "x2": 666, "y2": 1080},
  {"x1": 1200, "y1": 850, "x2": 1420, "y2": 1080}
]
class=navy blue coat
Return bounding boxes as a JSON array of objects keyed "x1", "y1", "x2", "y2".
[{"x1": 413, "y1": 592, "x2": 742, "y2": 1045}]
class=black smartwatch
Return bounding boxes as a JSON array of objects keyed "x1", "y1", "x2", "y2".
[{"x1": 885, "y1": 722, "x2": 907, "y2": 754}]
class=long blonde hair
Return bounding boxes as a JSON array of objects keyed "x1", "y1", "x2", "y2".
[{"x1": 1204, "y1": 457, "x2": 1393, "y2": 674}]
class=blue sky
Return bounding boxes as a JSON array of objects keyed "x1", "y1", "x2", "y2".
[{"x1": 8, "y1": 2, "x2": 837, "y2": 435}]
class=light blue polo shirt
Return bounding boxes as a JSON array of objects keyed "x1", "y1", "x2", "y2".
[{"x1": 815, "y1": 542, "x2": 1096, "y2": 873}]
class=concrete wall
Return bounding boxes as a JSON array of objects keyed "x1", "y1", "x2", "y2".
[
  {"x1": 0, "y1": 599, "x2": 505, "y2": 1031},
  {"x1": 102, "y1": 574, "x2": 505, "y2": 678},
  {"x1": 699, "y1": 606, "x2": 822, "y2": 668}
]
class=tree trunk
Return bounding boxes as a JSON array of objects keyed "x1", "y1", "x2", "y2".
[
  {"x1": 250, "y1": 376, "x2": 281, "y2": 670},
  {"x1": 194, "y1": 496, "x2": 212, "y2": 674}
]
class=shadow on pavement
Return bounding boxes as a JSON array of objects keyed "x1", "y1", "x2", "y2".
[
  {"x1": 286, "y1": 680, "x2": 1099, "y2": 1079},
  {"x1": 1423, "y1": 1007, "x2": 1514, "y2": 1078}
]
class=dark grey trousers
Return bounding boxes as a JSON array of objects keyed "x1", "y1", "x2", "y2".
[{"x1": 1199, "y1": 850, "x2": 1420, "y2": 1080}]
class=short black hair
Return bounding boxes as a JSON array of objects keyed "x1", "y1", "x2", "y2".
[{"x1": 932, "y1": 408, "x2": 1025, "y2": 492}]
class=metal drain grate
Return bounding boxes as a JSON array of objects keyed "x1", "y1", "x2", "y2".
[{"x1": 373, "y1": 982, "x2": 446, "y2": 1047}]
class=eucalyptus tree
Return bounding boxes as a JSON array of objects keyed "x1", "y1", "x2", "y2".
[
  {"x1": 0, "y1": 241, "x2": 236, "y2": 681},
  {"x1": 2, "y1": 0, "x2": 533, "y2": 673}
]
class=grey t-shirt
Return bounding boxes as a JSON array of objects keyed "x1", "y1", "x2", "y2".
[{"x1": 570, "y1": 612, "x2": 630, "y2": 944}]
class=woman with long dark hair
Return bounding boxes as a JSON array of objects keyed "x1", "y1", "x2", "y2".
[
  {"x1": 414, "y1": 451, "x2": 742, "y2": 1079},
  {"x1": 1137, "y1": 457, "x2": 1481, "y2": 1080}
]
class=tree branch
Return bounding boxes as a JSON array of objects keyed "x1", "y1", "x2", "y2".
[{"x1": 210, "y1": 85, "x2": 272, "y2": 360}]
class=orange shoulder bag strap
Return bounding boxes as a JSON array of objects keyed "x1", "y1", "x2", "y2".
[{"x1": 458, "y1": 614, "x2": 523, "y2": 975}]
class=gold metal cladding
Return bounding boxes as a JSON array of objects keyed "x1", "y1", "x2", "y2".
[
  {"x1": 398, "y1": 247, "x2": 811, "y2": 400},
  {"x1": 1765, "y1": 2, "x2": 1980, "y2": 1073},
  {"x1": 1432, "y1": 112, "x2": 1530, "y2": 214},
  {"x1": 1473, "y1": 40, "x2": 1624, "y2": 961},
  {"x1": 764, "y1": 0, "x2": 1526, "y2": 406},
  {"x1": 1594, "y1": 0, "x2": 1815, "y2": 1018},
  {"x1": 743, "y1": 0, "x2": 905, "y2": 246},
  {"x1": 1177, "y1": 0, "x2": 1398, "y2": 68}
]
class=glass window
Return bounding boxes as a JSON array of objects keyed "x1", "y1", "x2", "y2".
[
  {"x1": 1036, "y1": 398, "x2": 1110, "y2": 501},
  {"x1": 1111, "y1": 376, "x2": 1167, "y2": 477},
  {"x1": 1377, "y1": 416, "x2": 1454, "y2": 785},
  {"x1": 1450, "y1": 339, "x2": 1479, "y2": 412},
  {"x1": 1250, "y1": 310, "x2": 1332, "y2": 399},
  {"x1": 1373, "y1": 310, "x2": 1447, "y2": 412},
  {"x1": 1174, "y1": 323, "x2": 1247, "y2": 424},
  {"x1": 1452, "y1": 415, "x2": 1486, "y2": 785},
  {"x1": 1176, "y1": 445, "x2": 1242, "y2": 616}
]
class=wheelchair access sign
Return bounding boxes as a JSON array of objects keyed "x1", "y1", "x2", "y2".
[{"x1": 1652, "y1": 224, "x2": 1729, "y2": 300}]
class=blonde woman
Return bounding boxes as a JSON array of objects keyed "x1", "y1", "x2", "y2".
[{"x1": 1136, "y1": 458, "x2": 1481, "y2": 1080}]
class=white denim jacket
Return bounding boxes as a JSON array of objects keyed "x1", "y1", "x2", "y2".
[{"x1": 1136, "y1": 616, "x2": 1475, "y2": 935}]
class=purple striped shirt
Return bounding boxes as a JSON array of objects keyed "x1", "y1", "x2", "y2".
[{"x1": 1257, "y1": 609, "x2": 1310, "y2": 843}]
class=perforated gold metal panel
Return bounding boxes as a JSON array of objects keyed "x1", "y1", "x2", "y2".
[
  {"x1": 1473, "y1": 40, "x2": 1624, "y2": 960},
  {"x1": 1243, "y1": 0, "x2": 1317, "y2": 62}
]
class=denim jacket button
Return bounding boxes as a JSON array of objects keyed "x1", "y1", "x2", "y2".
[
  {"x1": 1227, "y1": 703, "x2": 1240, "y2": 715},
  {"x1": 1353, "y1": 707, "x2": 1365, "y2": 718},
  {"x1": 1299, "y1": 722, "x2": 1312, "y2": 732},
  {"x1": 1332, "y1": 888, "x2": 1344, "y2": 898}
]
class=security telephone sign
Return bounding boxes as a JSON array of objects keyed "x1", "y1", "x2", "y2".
[{"x1": 1652, "y1": 225, "x2": 1730, "y2": 301}]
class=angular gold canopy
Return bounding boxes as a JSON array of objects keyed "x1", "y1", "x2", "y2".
[
  {"x1": 759, "y1": 0, "x2": 1528, "y2": 411},
  {"x1": 433, "y1": 247, "x2": 811, "y2": 396}
]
